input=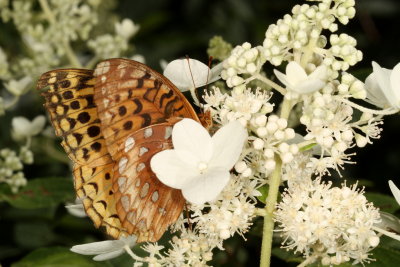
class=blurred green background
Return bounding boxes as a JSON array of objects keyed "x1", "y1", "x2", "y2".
[{"x1": 1, "y1": 0, "x2": 400, "y2": 266}]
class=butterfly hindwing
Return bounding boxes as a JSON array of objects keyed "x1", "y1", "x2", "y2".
[{"x1": 112, "y1": 121, "x2": 185, "y2": 242}]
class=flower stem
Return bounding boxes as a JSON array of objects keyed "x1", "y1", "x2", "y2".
[
  {"x1": 259, "y1": 98, "x2": 292, "y2": 267},
  {"x1": 255, "y1": 74, "x2": 287, "y2": 96},
  {"x1": 259, "y1": 156, "x2": 282, "y2": 267},
  {"x1": 38, "y1": 0, "x2": 82, "y2": 68}
]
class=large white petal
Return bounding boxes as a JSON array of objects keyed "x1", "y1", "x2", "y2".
[
  {"x1": 308, "y1": 65, "x2": 327, "y2": 81},
  {"x1": 365, "y1": 72, "x2": 388, "y2": 108},
  {"x1": 181, "y1": 168, "x2": 230, "y2": 205},
  {"x1": 208, "y1": 61, "x2": 223, "y2": 84},
  {"x1": 389, "y1": 63, "x2": 400, "y2": 108},
  {"x1": 372, "y1": 61, "x2": 396, "y2": 107},
  {"x1": 150, "y1": 149, "x2": 198, "y2": 189},
  {"x1": 286, "y1": 61, "x2": 308, "y2": 86},
  {"x1": 93, "y1": 249, "x2": 125, "y2": 261},
  {"x1": 172, "y1": 118, "x2": 213, "y2": 163},
  {"x1": 163, "y1": 59, "x2": 192, "y2": 91},
  {"x1": 273, "y1": 69, "x2": 289, "y2": 88},
  {"x1": 163, "y1": 58, "x2": 218, "y2": 91},
  {"x1": 294, "y1": 79, "x2": 325, "y2": 94},
  {"x1": 210, "y1": 121, "x2": 247, "y2": 170},
  {"x1": 70, "y1": 240, "x2": 124, "y2": 255},
  {"x1": 389, "y1": 180, "x2": 400, "y2": 206}
]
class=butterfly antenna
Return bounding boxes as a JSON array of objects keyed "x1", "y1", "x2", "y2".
[{"x1": 186, "y1": 55, "x2": 201, "y2": 106}]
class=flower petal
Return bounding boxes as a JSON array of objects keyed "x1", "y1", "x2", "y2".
[
  {"x1": 390, "y1": 63, "x2": 400, "y2": 108},
  {"x1": 163, "y1": 58, "x2": 217, "y2": 91},
  {"x1": 151, "y1": 149, "x2": 198, "y2": 189},
  {"x1": 365, "y1": 72, "x2": 388, "y2": 108},
  {"x1": 93, "y1": 249, "x2": 125, "y2": 261},
  {"x1": 181, "y1": 168, "x2": 230, "y2": 205},
  {"x1": 308, "y1": 65, "x2": 327, "y2": 81},
  {"x1": 71, "y1": 240, "x2": 124, "y2": 255},
  {"x1": 372, "y1": 61, "x2": 396, "y2": 107},
  {"x1": 389, "y1": 180, "x2": 400, "y2": 206},
  {"x1": 273, "y1": 69, "x2": 289, "y2": 87},
  {"x1": 286, "y1": 61, "x2": 308, "y2": 86},
  {"x1": 30, "y1": 115, "x2": 46, "y2": 135},
  {"x1": 209, "y1": 62, "x2": 223, "y2": 84},
  {"x1": 172, "y1": 118, "x2": 213, "y2": 163},
  {"x1": 294, "y1": 79, "x2": 325, "y2": 94},
  {"x1": 12, "y1": 117, "x2": 31, "y2": 135},
  {"x1": 210, "y1": 120, "x2": 247, "y2": 170}
]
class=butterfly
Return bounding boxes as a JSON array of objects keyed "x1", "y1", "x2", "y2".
[{"x1": 37, "y1": 58, "x2": 201, "y2": 242}]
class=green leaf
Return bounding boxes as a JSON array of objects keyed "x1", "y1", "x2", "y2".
[
  {"x1": 271, "y1": 248, "x2": 302, "y2": 263},
  {"x1": 299, "y1": 143, "x2": 317, "y2": 152},
  {"x1": 257, "y1": 184, "x2": 269, "y2": 204},
  {"x1": 12, "y1": 247, "x2": 112, "y2": 267},
  {"x1": 2, "y1": 177, "x2": 74, "y2": 209},
  {"x1": 365, "y1": 192, "x2": 399, "y2": 213},
  {"x1": 367, "y1": 246, "x2": 400, "y2": 267}
]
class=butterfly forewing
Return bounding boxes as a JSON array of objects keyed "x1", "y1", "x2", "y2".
[
  {"x1": 93, "y1": 58, "x2": 198, "y2": 159},
  {"x1": 37, "y1": 69, "x2": 112, "y2": 167},
  {"x1": 37, "y1": 69, "x2": 120, "y2": 238}
]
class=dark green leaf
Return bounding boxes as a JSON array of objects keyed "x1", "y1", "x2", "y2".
[
  {"x1": 2, "y1": 177, "x2": 74, "y2": 209},
  {"x1": 367, "y1": 246, "x2": 400, "y2": 267},
  {"x1": 366, "y1": 192, "x2": 399, "y2": 213},
  {"x1": 12, "y1": 247, "x2": 112, "y2": 267}
]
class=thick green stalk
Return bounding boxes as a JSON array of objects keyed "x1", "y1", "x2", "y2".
[
  {"x1": 259, "y1": 157, "x2": 282, "y2": 267},
  {"x1": 259, "y1": 98, "x2": 292, "y2": 267}
]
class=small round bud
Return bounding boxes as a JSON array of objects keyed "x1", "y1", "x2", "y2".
[
  {"x1": 253, "y1": 138, "x2": 264, "y2": 150},
  {"x1": 278, "y1": 142, "x2": 290, "y2": 153},
  {"x1": 263, "y1": 148, "x2": 274, "y2": 158},
  {"x1": 235, "y1": 161, "x2": 247, "y2": 173},
  {"x1": 264, "y1": 159, "x2": 276, "y2": 170}
]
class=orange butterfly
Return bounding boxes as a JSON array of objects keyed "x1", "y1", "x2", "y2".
[{"x1": 37, "y1": 58, "x2": 201, "y2": 242}]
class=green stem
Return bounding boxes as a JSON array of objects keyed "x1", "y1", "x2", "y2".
[
  {"x1": 255, "y1": 74, "x2": 287, "y2": 96},
  {"x1": 259, "y1": 98, "x2": 293, "y2": 267},
  {"x1": 259, "y1": 157, "x2": 282, "y2": 267},
  {"x1": 38, "y1": 0, "x2": 82, "y2": 68}
]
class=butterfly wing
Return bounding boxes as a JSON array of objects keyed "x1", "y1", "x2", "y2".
[
  {"x1": 37, "y1": 69, "x2": 123, "y2": 238},
  {"x1": 113, "y1": 121, "x2": 185, "y2": 242},
  {"x1": 37, "y1": 69, "x2": 112, "y2": 167},
  {"x1": 92, "y1": 58, "x2": 199, "y2": 159}
]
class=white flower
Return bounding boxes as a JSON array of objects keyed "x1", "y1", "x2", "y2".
[
  {"x1": 150, "y1": 118, "x2": 247, "y2": 205},
  {"x1": 115, "y1": 18, "x2": 139, "y2": 39},
  {"x1": 274, "y1": 61, "x2": 327, "y2": 94},
  {"x1": 5, "y1": 76, "x2": 32, "y2": 96},
  {"x1": 70, "y1": 235, "x2": 137, "y2": 261},
  {"x1": 65, "y1": 198, "x2": 87, "y2": 218},
  {"x1": 12, "y1": 115, "x2": 46, "y2": 141},
  {"x1": 365, "y1": 61, "x2": 400, "y2": 109},
  {"x1": 163, "y1": 58, "x2": 223, "y2": 92},
  {"x1": 389, "y1": 180, "x2": 400, "y2": 205}
]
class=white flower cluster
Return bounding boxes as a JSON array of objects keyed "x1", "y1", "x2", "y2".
[
  {"x1": 220, "y1": 42, "x2": 265, "y2": 91},
  {"x1": 275, "y1": 178, "x2": 381, "y2": 265},
  {"x1": 0, "y1": 148, "x2": 31, "y2": 193},
  {"x1": 263, "y1": 0, "x2": 357, "y2": 68},
  {"x1": 0, "y1": 0, "x2": 140, "y2": 115}
]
